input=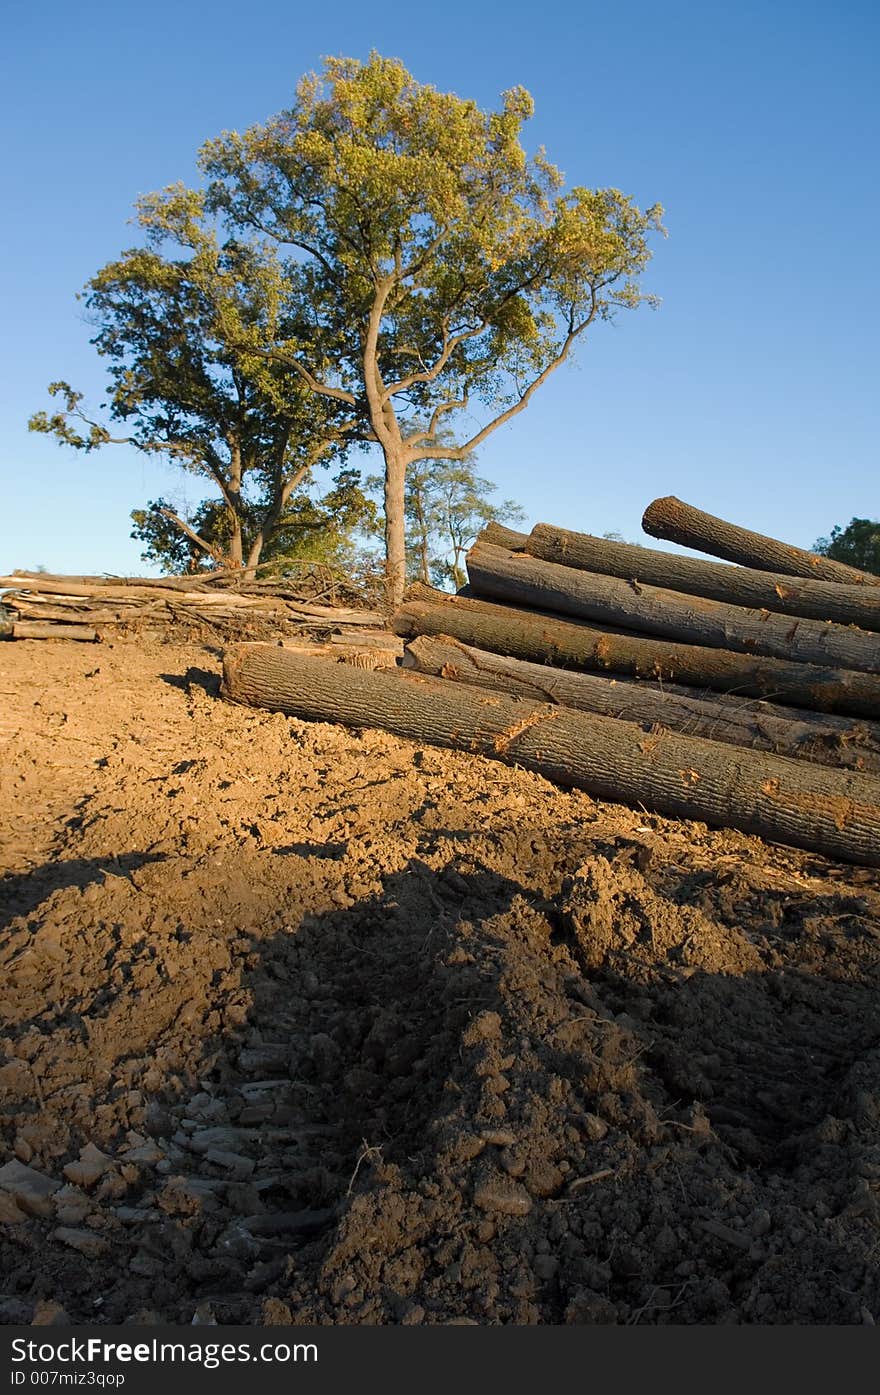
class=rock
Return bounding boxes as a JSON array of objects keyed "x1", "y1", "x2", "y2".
[
  {"x1": 204, "y1": 1148, "x2": 255, "y2": 1178},
  {"x1": 54, "y1": 1226, "x2": 110, "y2": 1259},
  {"x1": 479, "y1": 1128, "x2": 516, "y2": 1146},
  {"x1": 473, "y1": 1174, "x2": 532, "y2": 1217},
  {"x1": 63, "y1": 1143, "x2": 114, "y2": 1189},
  {"x1": 31, "y1": 1300, "x2": 71, "y2": 1326},
  {"x1": 53, "y1": 1186, "x2": 92, "y2": 1225},
  {"x1": 187, "y1": 1127, "x2": 258, "y2": 1155},
  {"x1": 499, "y1": 1148, "x2": 526, "y2": 1177},
  {"x1": 400, "y1": 1304, "x2": 425, "y2": 1325},
  {"x1": 13, "y1": 1137, "x2": 33, "y2": 1164},
  {"x1": 525, "y1": 1160, "x2": 565, "y2": 1197},
  {"x1": 0, "y1": 1159, "x2": 60, "y2": 1216},
  {"x1": 121, "y1": 1141, "x2": 165, "y2": 1165},
  {"x1": 0, "y1": 1191, "x2": 28, "y2": 1224},
  {"x1": 0, "y1": 1296, "x2": 32, "y2": 1323},
  {"x1": 215, "y1": 1220, "x2": 261, "y2": 1262},
  {"x1": 534, "y1": 1254, "x2": 558, "y2": 1280}
]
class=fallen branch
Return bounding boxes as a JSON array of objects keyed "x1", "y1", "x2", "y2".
[{"x1": 3, "y1": 622, "x2": 100, "y2": 642}]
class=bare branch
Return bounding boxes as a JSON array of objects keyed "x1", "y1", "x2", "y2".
[
  {"x1": 408, "y1": 298, "x2": 598, "y2": 463},
  {"x1": 158, "y1": 507, "x2": 225, "y2": 563}
]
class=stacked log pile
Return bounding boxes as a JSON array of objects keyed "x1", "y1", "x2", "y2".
[
  {"x1": 0, "y1": 568, "x2": 389, "y2": 648},
  {"x1": 222, "y1": 497, "x2": 880, "y2": 866}
]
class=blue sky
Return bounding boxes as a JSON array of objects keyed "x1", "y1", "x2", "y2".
[{"x1": 2, "y1": 0, "x2": 877, "y2": 574}]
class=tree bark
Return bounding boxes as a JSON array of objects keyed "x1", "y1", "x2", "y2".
[
  {"x1": 465, "y1": 540, "x2": 880, "y2": 674},
  {"x1": 642, "y1": 496, "x2": 880, "y2": 586},
  {"x1": 221, "y1": 644, "x2": 880, "y2": 867},
  {"x1": 480, "y1": 522, "x2": 880, "y2": 633},
  {"x1": 392, "y1": 584, "x2": 880, "y2": 717},
  {"x1": 384, "y1": 450, "x2": 408, "y2": 610},
  {"x1": 402, "y1": 634, "x2": 880, "y2": 774}
]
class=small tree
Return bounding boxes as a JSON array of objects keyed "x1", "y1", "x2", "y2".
[
  {"x1": 199, "y1": 52, "x2": 664, "y2": 603},
  {"x1": 814, "y1": 519, "x2": 880, "y2": 576},
  {"x1": 406, "y1": 459, "x2": 525, "y2": 588},
  {"x1": 29, "y1": 187, "x2": 358, "y2": 574}
]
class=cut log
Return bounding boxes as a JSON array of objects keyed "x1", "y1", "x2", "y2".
[
  {"x1": 465, "y1": 540, "x2": 880, "y2": 674},
  {"x1": 393, "y1": 585, "x2": 880, "y2": 717},
  {"x1": 641, "y1": 497, "x2": 880, "y2": 585},
  {"x1": 5, "y1": 622, "x2": 100, "y2": 642},
  {"x1": 402, "y1": 634, "x2": 880, "y2": 774},
  {"x1": 221, "y1": 644, "x2": 880, "y2": 867},
  {"x1": 481, "y1": 522, "x2": 880, "y2": 633}
]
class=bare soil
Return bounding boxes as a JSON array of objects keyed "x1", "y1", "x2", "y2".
[{"x1": 2, "y1": 634, "x2": 880, "y2": 1326}]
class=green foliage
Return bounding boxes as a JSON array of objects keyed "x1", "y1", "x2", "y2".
[
  {"x1": 200, "y1": 54, "x2": 663, "y2": 440},
  {"x1": 30, "y1": 185, "x2": 360, "y2": 572},
  {"x1": 813, "y1": 518, "x2": 880, "y2": 576},
  {"x1": 31, "y1": 52, "x2": 663, "y2": 593},
  {"x1": 199, "y1": 52, "x2": 664, "y2": 599},
  {"x1": 131, "y1": 468, "x2": 378, "y2": 574}
]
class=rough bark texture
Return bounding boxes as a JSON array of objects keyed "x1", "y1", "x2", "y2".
[
  {"x1": 642, "y1": 496, "x2": 880, "y2": 586},
  {"x1": 466, "y1": 540, "x2": 880, "y2": 674},
  {"x1": 393, "y1": 585, "x2": 880, "y2": 717},
  {"x1": 481, "y1": 522, "x2": 880, "y2": 632},
  {"x1": 403, "y1": 634, "x2": 880, "y2": 774},
  {"x1": 221, "y1": 644, "x2": 880, "y2": 866}
]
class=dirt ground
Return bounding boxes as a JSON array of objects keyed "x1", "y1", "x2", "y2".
[{"x1": 2, "y1": 633, "x2": 880, "y2": 1326}]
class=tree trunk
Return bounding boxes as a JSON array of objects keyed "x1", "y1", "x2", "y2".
[
  {"x1": 465, "y1": 540, "x2": 880, "y2": 674},
  {"x1": 384, "y1": 450, "x2": 408, "y2": 609},
  {"x1": 481, "y1": 522, "x2": 880, "y2": 633},
  {"x1": 642, "y1": 496, "x2": 880, "y2": 586},
  {"x1": 221, "y1": 644, "x2": 880, "y2": 867},
  {"x1": 402, "y1": 634, "x2": 880, "y2": 774},
  {"x1": 392, "y1": 584, "x2": 880, "y2": 717}
]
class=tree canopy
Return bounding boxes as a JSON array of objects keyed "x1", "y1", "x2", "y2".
[
  {"x1": 29, "y1": 185, "x2": 357, "y2": 573},
  {"x1": 814, "y1": 518, "x2": 880, "y2": 576},
  {"x1": 31, "y1": 52, "x2": 664, "y2": 598},
  {"x1": 132, "y1": 466, "x2": 377, "y2": 575},
  {"x1": 199, "y1": 52, "x2": 664, "y2": 601}
]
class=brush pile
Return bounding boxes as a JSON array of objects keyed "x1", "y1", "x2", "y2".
[
  {"x1": 0, "y1": 563, "x2": 388, "y2": 646},
  {"x1": 222, "y1": 496, "x2": 880, "y2": 867}
]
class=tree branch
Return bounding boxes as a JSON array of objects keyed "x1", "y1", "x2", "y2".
[
  {"x1": 235, "y1": 344, "x2": 357, "y2": 404},
  {"x1": 158, "y1": 507, "x2": 225, "y2": 563},
  {"x1": 407, "y1": 298, "x2": 598, "y2": 463}
]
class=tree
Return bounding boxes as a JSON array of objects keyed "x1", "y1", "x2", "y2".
[
  {"x1": 814, "y1": 519, "x2": 880, "y2": 577},
  {"x1": 405, "y1": 458, "x2": 525, "y2": 588},
  {"x1": 29, "y1": 186, "x2": 358, "y2": 574},
  {"x1": 131, "y1": 466, "x2": 378, "y2": 574},
  {"x1": 197, "y1": 52, "x2": 664, "y2": 604}
]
